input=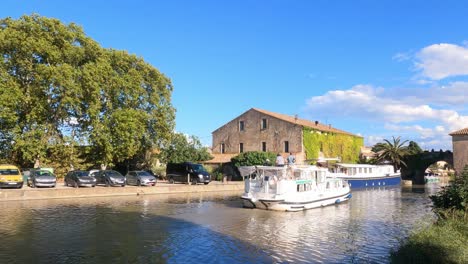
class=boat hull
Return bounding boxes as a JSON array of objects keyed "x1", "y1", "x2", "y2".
[
  {"x1": 241, "y1": 192, "x2": 352, "y2": 212},
  {"x1": 339, "y1": 175, "x2": 401, "y2": 189}
]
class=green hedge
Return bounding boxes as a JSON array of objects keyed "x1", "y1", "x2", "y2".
[
  {"x1": 303, "y1": 127, "x2": 363, "y2": 163},
  {"x1": 231, "y1": 151, "x2": 277, "y2": 166}
]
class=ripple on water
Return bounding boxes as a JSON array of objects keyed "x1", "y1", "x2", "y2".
[{"x1": 0, "y1": 187, "x2": 436, "y2": 263}]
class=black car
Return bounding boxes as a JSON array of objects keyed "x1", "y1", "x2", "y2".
[
  {"x1": 94, "y1": 170, "x2": 126, "y2": 187},
  {"x1": 166, "y1": 162, "x2": 211, "y2": 185},
  {"x1": 64, "y1": 170, "x2": 96, "y2": 188}
]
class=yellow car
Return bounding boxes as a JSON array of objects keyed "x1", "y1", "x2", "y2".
[{"x1": 0, "y1": 164, "x2": 23, "y2": 189}]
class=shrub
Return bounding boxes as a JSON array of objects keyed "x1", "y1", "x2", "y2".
[
  {"x1": 430, "y1": 165, "x2": 468, "y2": 219},
  {"x1": 231, "y1": 151, "x2": 277, "y2": 167}
]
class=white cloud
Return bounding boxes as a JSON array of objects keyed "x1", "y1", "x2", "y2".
[
  {"x1": 415, "y1": 43, "x2": 468, "y2": 80},
  {"x1": 305, "y1": 84, "x2": 468, "y2": 149},
  {"x1": 392, "y1": 52, "x2": 411, "y2": 62}
]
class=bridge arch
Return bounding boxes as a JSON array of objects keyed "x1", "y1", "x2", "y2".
[{"x1": 401, "y1": 150, "x2": 453, "y2": 184}]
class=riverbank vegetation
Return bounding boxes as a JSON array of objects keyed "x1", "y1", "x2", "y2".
[{"x1": 391, "y1": 165, "x2": 468, "y2": 263}]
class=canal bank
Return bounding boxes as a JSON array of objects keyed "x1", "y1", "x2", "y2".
[{"x1": 0, "y1": 181, "x2": 244, "y2": 201}]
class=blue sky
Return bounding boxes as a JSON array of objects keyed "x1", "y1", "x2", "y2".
[{"x1": 3, "y1": 1, "x2": 467, "y2": 150}]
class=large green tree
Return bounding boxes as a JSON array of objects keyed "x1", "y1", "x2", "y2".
[
  {"x1": 0, "y1": 14, "x2": 175, "y2": 171},
  {"x1": 158, "y1": 133, "x2": 212, "y2": 164},
  {"x1": 373, "y1": 136, "x2": 409, "y2": 172}
]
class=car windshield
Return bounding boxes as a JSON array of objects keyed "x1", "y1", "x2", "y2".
[
  {"x1": 191, "y1": 164, "x2": 206, "y2": 173},
  {"x1": 76, "y1": 171, "x2": 89, "y2": 177},
  {"x1": 107, "y1": 171, "x2": 122, "y2": 177},
  {"x1": 0, "y1": 169, "x2": 20, "y2": 175},
  {"x1": 136, "y1": 171, "x2": 153, "y2": 177},
  {"x1": 37, "y1": 171, "x2": 53, "y2": 176}
]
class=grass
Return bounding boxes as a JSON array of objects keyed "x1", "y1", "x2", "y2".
[{"x1": 390, "y1": 215, "x2": 468, "y2": 264}]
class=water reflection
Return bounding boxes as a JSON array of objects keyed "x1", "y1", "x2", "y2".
[{"x1": 0, "y1": 187, "x2": 438, "y2": 263}]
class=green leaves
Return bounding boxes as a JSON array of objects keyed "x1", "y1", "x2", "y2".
[
  {"x1": 374, "y1": 136, "x2": 409, "y2": 172},
  {"x1": 158, "y1": 133, "x2": 212, "y2": 164},
  {"x1": 231, "y1": 151, "x2": 277, "y2": 167},
  {"x1": 0, "y1": 14, "x2": 175, "y2": 171}
]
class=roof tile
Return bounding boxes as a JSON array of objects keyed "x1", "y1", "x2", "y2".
[{"x1": 449, "y1": 127, "x2": 468, "y2": 136}]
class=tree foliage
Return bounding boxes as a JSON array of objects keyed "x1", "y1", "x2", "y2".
[
  {"x1": 231, "y1": 151, "x2": 277, "y2": 167},
  {"x1": 430, "y1": 165, "x2": 468, "y2": 219},
  {"x1": 407, "y1": 141, "x2": 423, "y2": 155},
  {"x1": 158, "y1": 133, "x2": 212, "y2": 164},
  {"x1": 373, "y1": 136, "x2": 409, "y2": 172},
  {"x1": 0, "y1": 14, "x2": 175, "y2": 171}
]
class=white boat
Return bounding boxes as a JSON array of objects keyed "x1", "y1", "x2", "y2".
[
  {"x1": 330, "y1": 163, "x2": 401, "y2": 188},
  {"x1": 240, "y1": 165, "x2": 351, "y2": 212},
  {"x1": 424, "y1": 173, "x2": 440, "y2": 183}
]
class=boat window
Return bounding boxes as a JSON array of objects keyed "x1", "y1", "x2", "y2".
[
  {"x1": 369, "y1": 168, "x2": 372, "y2": 173},
  {"x1": 359, "y1": 168, "x2": 362, "y2": 173},
  {"x1": 326, "y1": 182, "x2": 330, "y2": 189},
  {"x1": 364, "y1": 168, "x2": 367, "y2": 173}
]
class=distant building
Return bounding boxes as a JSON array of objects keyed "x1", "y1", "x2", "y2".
[
  {"x1": 209, "y1": 108, "x2": 363, "y2": 164},
  {"x1": 450, "y1": 127, "x2": 468, "y2": 175},
  {"x1": 360, "y1": 146, "x2": 377, "y2": 161}
]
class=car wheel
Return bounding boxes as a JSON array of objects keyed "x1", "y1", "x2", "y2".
[
  {"x1": 191, "y1": 178, "x2": 198, "y2": 185},
  {"x1": 137, "y1": 180, "x2": 141, "y2": 187},
  {"x1": 121, "y1": 184, "x2": 125, "y2": 187},
  {"x1": 105, "y1": 179, "x2": 110, "y2": 187},
  {"x1": 92, "y1": 185, "x2": 96, "y2": 188},
  {"x1": 169, "y1": 177, "x2": 174, "y2": 184},
  {"x1": 64, "y1": 180, "x2": 68, "y2": 187},
  {"x1": 204, "y1": 182, "x2": 209, "y2": 185},
  {"x1": 73, "y1": 180, "x2": 78, "y2": 188},
  {"x1": 17, "y1": 183, "x2": 23, "y2": 189},
  {"x1": 31, "y1": 181, "x2": 36, "y2": 188}
]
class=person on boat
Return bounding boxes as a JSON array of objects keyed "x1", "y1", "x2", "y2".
[
  {"x1": 287, "y1": 153, "x2": 295, "y2": 165},
  {"x1": 263, "y1": 159, "x2": 271, "y2": 166},
  {"x1": 275, "y1": 153, "x2": 285, "y2": 167}
]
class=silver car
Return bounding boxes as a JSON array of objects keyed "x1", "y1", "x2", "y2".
[
  {"x1": 125, "y1": 171, "x2": 157, "y2": 186},
  {"x1": 27, "y1": 170, "x2": 56, "y2": 188}
]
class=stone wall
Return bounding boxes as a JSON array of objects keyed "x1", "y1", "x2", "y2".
[
  {"x1": 452, "y1": 135, "x2": 468, "y2": 175},
  {"x1": 212, "y1": 109, "x2": 305, "y2": 161}
]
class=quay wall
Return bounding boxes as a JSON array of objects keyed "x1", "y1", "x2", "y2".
[{"x1": 0, "y1": 182, "x2": 244, "y2": 202}]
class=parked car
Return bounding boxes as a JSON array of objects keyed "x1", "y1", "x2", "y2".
[
  {"x1": 64, "y1": 170, "x2": 97, "y2": 188},
  {"x1": 125, "y1": 171, "x2": 157, "y2": 186},
  {"x1": 27, "y1": 169, "x2": 56, "y2": 188},
  {"x1": 94, "y1": 170, "x2": 126, "y2": 187},
  {"x1": 0, "y1": 164, "x2": 23, "y2": 189},
  {"x1": 166, "y1": 162, "x2": 211, "y2": 185}
]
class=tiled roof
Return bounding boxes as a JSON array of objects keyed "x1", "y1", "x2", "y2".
[
  {"x1": 252, "y1": 108, "x2": 362, "y2": 137},
  {"x1": 449, "y1": 127, "x2": 468, "y2": 136}
]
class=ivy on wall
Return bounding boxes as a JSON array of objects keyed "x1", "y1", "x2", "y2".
[{"x1": 303, "y1": 127, "x2": 364, "y2": 163}]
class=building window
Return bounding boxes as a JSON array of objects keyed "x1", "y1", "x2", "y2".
[
  {"x1": 261, "y1": 118, "x2": 267, "y2": 129},
  {"x1": 262, "y1": 142, "x2": 266, "y2": 152},
  {"x1": 284, "y1": 141, "x2": 289, "y2": 153},
  {"x1": 221, "y1": 143, "x2": 225, "y2": 154},
  {"x1": 239, "y1": 143, "x2": 244, "y2": 153},
  {"x1": 239, "y1": 121, "x2": 245, "y2": 131}
]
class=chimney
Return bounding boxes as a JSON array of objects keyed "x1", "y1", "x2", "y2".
[{"x1": 315, "y1": 121, "x2": 319, "y2": 126}]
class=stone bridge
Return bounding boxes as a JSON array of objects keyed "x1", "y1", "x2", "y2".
[{"x1": 401, "y1": 150, "x2": 453, "y2": 184}]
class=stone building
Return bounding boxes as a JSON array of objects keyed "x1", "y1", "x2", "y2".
[
  {"x1": 210, "y1": 108, "x2": 363, "y2": 164},
  {"x1": 449, "y1": 127, "x2": 468, "y2": 175}
]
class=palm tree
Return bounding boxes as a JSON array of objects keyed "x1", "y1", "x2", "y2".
[{"x1": 373, "y1": 136, "x2": 409, "y2": 172}]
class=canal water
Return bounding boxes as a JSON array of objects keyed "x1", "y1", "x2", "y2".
[{"x1": 0, "y1": 185, "x2": 441, "y2": 264}]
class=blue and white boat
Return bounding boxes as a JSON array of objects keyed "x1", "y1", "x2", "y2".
[{"x1": 330, "y1": 163, "x2": 401, "y2": 188}]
